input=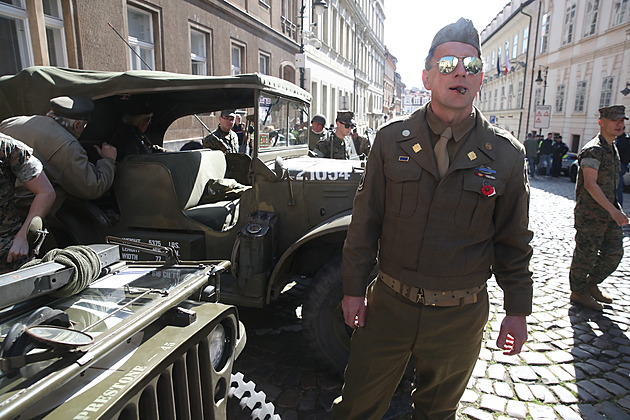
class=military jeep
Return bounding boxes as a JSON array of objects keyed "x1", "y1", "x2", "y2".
[
  {"x1": 0, "y1": 67, "x2": 366, "y2": 375},
  {"x1": 0, "y1": 241, "x2": 245, "y2": 419}
]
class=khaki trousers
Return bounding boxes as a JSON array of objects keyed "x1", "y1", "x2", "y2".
[{"x1": 332, "y1": 279, "x2": 489, "y2": 420}]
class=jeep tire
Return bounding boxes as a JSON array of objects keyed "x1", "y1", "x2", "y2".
[{"x1": 302, "y1": 256, "x2": 352, "y2": 377}]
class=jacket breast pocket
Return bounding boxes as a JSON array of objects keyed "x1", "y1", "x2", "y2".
[
  {"x1": 384, "y1": 162, "x2": 422, "y2": 217},
  {"x1": 456, "y1": 174, "x2": 506, "y2": 228}
]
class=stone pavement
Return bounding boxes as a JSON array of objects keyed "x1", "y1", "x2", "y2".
[{"x1": 230, "y1": 176, "x2": 630, "y2": 419}]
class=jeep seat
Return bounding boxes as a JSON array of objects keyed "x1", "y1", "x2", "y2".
[{"x1": 114, "y1": 150, "x2": 244, "y2": 231}]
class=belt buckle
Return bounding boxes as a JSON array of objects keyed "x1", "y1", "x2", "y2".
[{"x1": 415, "y1": 288, "x2": 426, "y2": 304}]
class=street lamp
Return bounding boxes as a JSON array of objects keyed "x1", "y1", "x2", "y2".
[
  {"x1": 621, "y1": 82, "x2": 630, "y2": 96},
  {"x1": 535, "y1": 66, "x2": 548, "y2": 105},
  {"x1": 298, "y1": 1, "x2": 328, "y2": 89}
]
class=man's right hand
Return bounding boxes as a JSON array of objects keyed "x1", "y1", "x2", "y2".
[
  {"x1": 342, "y1": 295, "x2": 367, "y2": 329},
  {"x1": 610, "y1": 208, "x2": 629, "y2": 226},
  {"x1": 95, "y1": 142, "x2": 117, "y2": 160}
]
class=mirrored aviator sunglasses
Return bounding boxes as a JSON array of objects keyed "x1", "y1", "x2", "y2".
[{"x1": 436, "y1": 56, "x2": 483, "y2": 75}]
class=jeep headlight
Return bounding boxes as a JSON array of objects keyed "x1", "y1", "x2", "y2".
[{"x1": 209, "y1": 323, "x2": 226, "y2": 370}]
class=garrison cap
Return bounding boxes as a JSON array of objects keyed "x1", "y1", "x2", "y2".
[
  {"x1": 429, "y1": 17, "x2": 481, "y2": 57},
  {"x1": 336, "y1": 110, "x2": 356, "y2": 126},
  {"x1": 50, "y1": 96, "x2": 94, "y2": 120},
  {"x1": 220, "y1": 109, "x2": 236, "y2": 118},
  {"x1": 598, "y1": 105, "x2": 628, "y2": 120},
  {"x1": 311, "y1": 114, "x2": 326, "y2": 126}
]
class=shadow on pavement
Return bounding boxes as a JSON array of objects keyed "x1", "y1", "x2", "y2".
[{"x1": 570, "y1": 304, "x2": 630, "y2": 418}]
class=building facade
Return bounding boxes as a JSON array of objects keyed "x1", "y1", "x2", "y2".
[
  {"x1": 1, "y1": 0, "x2": 388, "y2": 132},
  {"x1": 480, "y1": 0, "x2": 630, "y2": 150},
  {"x1": 383, "y1": 47, "x2": 396, "y2": 122},
  {"x1": 402, "y1": 87, "x2": 430, "y2": 115},
  {"x1": 303, "y1": 0, "x2": 386, "y2": 132},
  {"x1": 1, "y1": 0, "x2": 301, "y2": 80}
]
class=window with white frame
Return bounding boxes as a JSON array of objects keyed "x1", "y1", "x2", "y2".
[
  {"x1": 599, "y1": 76, "x2": 614, "y2": 108},
  {"x1": 43, "y1": 0, "x2": 67, "y2": 67},
  {"x1": 540, "y1": 13, "x2": 550, "y2": 53},
  {"x1": 231, "y1": 43, "x2": 244, "y2": 75},
  {"x1": 613, "y1": 0, "x2": 629, "y2": 26},
  {"x1": 0, "y1": 0, "x2": 31, "y2": 75},
  {"x1": 562, "y1": 3, "x2": 576, "y2": 45},
  {"x1": 259, "y1": 52, "x2": 270, "y2": 75},
  {"x1": 190, "y1": 28, "x2": 207, "y2": 75},
  {"x1": 517, "y1": 81, "x2": 523, "y2": 107},
  {"x1": 522, "y1": 27, "x2": 528, "y2": 54},
  {"x1": 574, "y1": 80, "x2": 587, "y2": 112},
  {"x1": 583, "y1": 0, "x2": 599, "y2": 37},
  {"x1": 555, "y1": 85, "x2": 565, "y2": 112},
  {"x1": 512, "y1": 34, "x2": 518, "y2": 58},
  {"x1": 127, "y1": 5, "x2": 155, "y2": 70}
]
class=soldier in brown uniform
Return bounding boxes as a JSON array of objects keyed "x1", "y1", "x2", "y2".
[
  {"x1": 332, "y1": 18, "x2": 533, "y2": 419},
  {"x1": 569, "y1": 105, "x2": 629, "y2": 310}
]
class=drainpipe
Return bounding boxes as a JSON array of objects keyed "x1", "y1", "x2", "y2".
[{"x1": 524, "y1": 0, "x2": 542, "y2": 138}]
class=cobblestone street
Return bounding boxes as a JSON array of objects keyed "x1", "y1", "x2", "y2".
[{"x1": 229, "y1": 176, "x2": 630, "y2": 419}]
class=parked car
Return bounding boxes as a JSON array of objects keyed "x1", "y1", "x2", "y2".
[
  {"x1": 561, "y1": 152, "x2": 578, "y2": 176},
  {"x1": 0, "y1": 66, "x2": 365, "y2": 376}
]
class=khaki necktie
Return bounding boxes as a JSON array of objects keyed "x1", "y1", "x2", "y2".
[{"x1": 434, "y1": 126, "x2": 452, "y2": 178}]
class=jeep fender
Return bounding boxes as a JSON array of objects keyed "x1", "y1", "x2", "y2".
[{"x1": 266, "y1": 210, "x2": 352, "y2": 302}]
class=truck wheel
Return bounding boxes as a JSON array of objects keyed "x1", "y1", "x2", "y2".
[{"x1": 302, "y1": 256, "x2": 350, "y2": 377}]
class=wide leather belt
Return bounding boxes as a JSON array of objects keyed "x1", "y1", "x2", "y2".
[{"x1": 379, "y1": 272, "x2": 484, "y2": 306}]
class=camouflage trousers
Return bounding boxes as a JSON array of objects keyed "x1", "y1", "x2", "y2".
[{"x1": 569, "y1": 220, "x2": 623, "y2": 292}]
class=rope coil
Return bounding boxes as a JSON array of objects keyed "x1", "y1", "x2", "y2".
[{"x1": 22, "y1": 245, "x2": 101, "y2": 297}]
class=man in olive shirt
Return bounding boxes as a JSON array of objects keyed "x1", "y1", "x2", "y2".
[
  {"x1": 569, "y1": 105, "x2": 628, "y2": 310},
  {"x1": 203, "y1": 109, "x2": 239, "y2": 153},
  {"x1": 315, "y1": 110, "x2": 355, "y2": 159},
  {"x1": 0, "y1": 96, "x2": 117, "y2": 211},
  {"x1": 333, "y1": 18, "x2": 533, "y2": 419}
]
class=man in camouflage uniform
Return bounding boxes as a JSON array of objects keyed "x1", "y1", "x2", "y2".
[
  {"x1": 569, "y1": 105, "x2": 629, "y2": 310},
  {"x1": 202, "y1": 110, "x2": 239, "y2": 153},
  {"x1": 0, "y1": 133, "x2": 55, "y2": 273},
  {"x1": 315, "y1": 110, "x2": 355, "y2": 159}
]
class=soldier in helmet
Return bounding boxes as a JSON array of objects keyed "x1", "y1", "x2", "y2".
[
  {"x1": 0, "y1": 95, "x2": 117, "y2": 211},
  {"x1": 315, "y1": 110, "x2": 355, "y2": 159},
  {"x1": 306, "y1": 114, "x2": 327, "y2": 151}
]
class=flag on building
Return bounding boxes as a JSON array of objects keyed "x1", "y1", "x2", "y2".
[
  {"x1": 504, "y1": 48, "x2": 511, "y2": 75},
  {"x1": 496, "y1": 53, "x2": 501, "y2": 77}
]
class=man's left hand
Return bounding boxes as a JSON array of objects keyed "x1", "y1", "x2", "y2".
[{"x1": 496, "y1": 315, "x2": 527, "y2": 355}]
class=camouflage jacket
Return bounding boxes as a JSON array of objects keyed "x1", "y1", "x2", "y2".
[{"x1": 575, "y1": 134, "x2": 620, "y2": 224}]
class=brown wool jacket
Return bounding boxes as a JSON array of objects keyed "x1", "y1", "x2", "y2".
[{"x1": 342, "y1": 105, "x2": 534, "y2": 316}]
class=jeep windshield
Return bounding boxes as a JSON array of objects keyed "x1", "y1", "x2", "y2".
[{"x1": 0, "y1": 66, "x2": 311, "y2": 160}]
